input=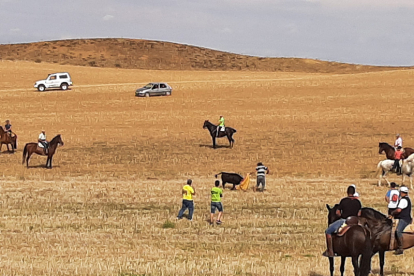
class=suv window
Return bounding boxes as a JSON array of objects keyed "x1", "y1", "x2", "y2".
[
  {"x1": 49, "y1": 75, "x2": 57, "y2": 80},
  {"x1": 160, "y1": 83, "x2": 166, "y2": 88},
  {"x1": 153, "y1": 84, "x2": 159, "y2": 89},
  {"x1": 59, "y1": 75, "x2": 68, "y2": 79}
]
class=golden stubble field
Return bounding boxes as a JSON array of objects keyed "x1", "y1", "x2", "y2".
[{"x1": 0, "y1": 60, "x2": 414, "y2": 275}]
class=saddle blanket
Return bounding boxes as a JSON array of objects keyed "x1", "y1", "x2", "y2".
[{"x1": 38, "y1": 142, "x2": 45, "y2": 148}]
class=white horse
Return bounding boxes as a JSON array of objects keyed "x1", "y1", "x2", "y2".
[{"x1": 377, "y1": 153, "x2": 414, "y2": 188}]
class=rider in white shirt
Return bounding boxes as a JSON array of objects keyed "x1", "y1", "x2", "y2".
[
  {"x1": 394, "y1": 134, "x2": 403, "y2": 149},
  {"x1": 38, "y1": 130, "x2": 49, "y2": 154}
]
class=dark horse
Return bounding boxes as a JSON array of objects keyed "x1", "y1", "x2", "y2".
[
  {"x1": 203, "y1": 120, "x2": 236, "y2": 149},
  {"x1": 0, "y1": 127, "x2": 17, "y2": 153},
  {"x1": 22, "y1": 134, "x2": 64, "y2": 168},
  {"x1": 360, "y1": 207, "x2": 414, "y2": 276},
  {"x1": 379, "y1": 142, "x2": 414, "y2": 160},
  {"x1": 326, "y1": 204, "x2": 372, "y2": 276}
]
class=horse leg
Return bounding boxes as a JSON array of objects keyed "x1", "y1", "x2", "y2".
[
  {"x1": 212, "y1": 136, "x2": 216, "y2": 149},
  {"x1": 340, "y1": 256, "x2": 346, "y2": 276},
  {"x1": 26, "y1": 152, "x2": 33, "y2": 168},
  {"x1": 49, "y1": 156, "x2": 53, "y2": 169},
  {"x1": 351, "y1": 255, "x2": 359, "y2": 276},
  {"x1": 379, "y1": 250, "x2": 385, "y2": 276},
  {"x1": 222, "y1": 182, "x2": 226, "y2": 189},
  {"x1": 329, "y1": 257, "x2": 334, "y2": 276}
]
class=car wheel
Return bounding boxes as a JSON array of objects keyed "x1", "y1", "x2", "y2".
[
  {"x1": 61, "y1": 83, "x2": 68, "y2": 90},
  {"x1": 38, "y1": 85, "x2": 46, "y2": 92},
  {"x1": 145, "y1": 93, "x2": 150, "y2": 98},
  {"x1": 166, "y1": 91, "x2": 171, "y2": 96}
]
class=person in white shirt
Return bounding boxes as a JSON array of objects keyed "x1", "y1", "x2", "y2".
[
  {"x1": 385, "y1": 182, "x2": 400, "y2": 215},
  {"x1": 38, "y1": 130, "x2": 49, "y2": 154},
  {"x1": 394, "y1": 134, "x2": 403, "y2": 149}
]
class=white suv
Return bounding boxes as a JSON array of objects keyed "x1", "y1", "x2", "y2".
[{"x1": 34, "y1": 72, "x2": 73, "y2": 92}]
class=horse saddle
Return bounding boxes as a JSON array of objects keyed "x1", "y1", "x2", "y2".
[
  {"x1": 336, "y1": 216, "x2": 360, "y2": 237},
  {"x1": 219, "y1": 126, "x2": 225, "y2": 132}
]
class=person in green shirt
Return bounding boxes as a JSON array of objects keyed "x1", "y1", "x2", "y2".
[
  {"x1": 216, "y1": 115, "x2": 225, "y2": 137},
  {"x1": 210, "y1": 180, "x2": 223, "y2": 225}
]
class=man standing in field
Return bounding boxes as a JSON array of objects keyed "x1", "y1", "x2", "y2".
[
  {"x1": 177, "y1": 179, "x2": 195, "y2": 221},
  {"x1": 323, "y1": 185, "x2": 362, "y2": 257},
  {"x1": 385, "y1": 182, "x2": 399, "y2": 215},
  {"x1": 254, "y1": 162, "x2": 269, "y2": 192},
  {"x1": 210, "y1": 180, "x2": 223, "y2": 225},
  {"x1": 388, "y1": 186, "x2": 412, "y2": 255},
  {"x1": 394, "y1": 134, "x2": 403, "y2": 149}
]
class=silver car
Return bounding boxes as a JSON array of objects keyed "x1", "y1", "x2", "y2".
[{"x1": 135, "y1": 82, "x2": 172, "y2": 97}]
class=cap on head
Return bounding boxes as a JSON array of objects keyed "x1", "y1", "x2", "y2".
[
  {"x1": 396, "y1": 133, "x2": 400, "y2": 137},
  {"x1": 400, "y1": 186, "x2": 409, "y2": 193},
  {"x1": 351, "y1": 184, "x2": 356, "y2": 189},
  {"x1": 354, "y1": 192, "x2": 359, "y2": 197},
  {"x1": 187, "y1": 179, "x2": 192, "y2": 185},
  {"x1": 390, "y1": 182, "x2": 397, "y2": 188}
]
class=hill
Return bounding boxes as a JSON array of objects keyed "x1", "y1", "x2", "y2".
[{"x1": 0, "y1": 38, "x2": 409, "y2": 73}]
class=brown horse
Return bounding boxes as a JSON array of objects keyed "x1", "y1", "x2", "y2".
[
  {"x1": 0, "y1": 127, "x2": 17, "y2": 153},
  {"x1": 326, "y1": 204, "x2": 372, "y2": 276},
  {"x1": 22, "y1": 134, "x2": 64, "y2": 168},
  {"x1": 379, "y1": 142, "x2": 414, "y2": 160},
  {"x1": 360, "y1": 207, "x2": 414, "y2": 276}
]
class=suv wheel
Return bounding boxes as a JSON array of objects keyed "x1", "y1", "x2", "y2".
[
  {"x1": 38, "y1": 85, "x2": 46, "y2": 92},
  {"x1": 166, "y1": 91, "x2": 171, "y2": 96},
  {"x1": 145, "y1": 93, "x2": 150, "y2": 98},
  {"x1": 61, "y1": 83, "x2": 68, "y2": 90}
]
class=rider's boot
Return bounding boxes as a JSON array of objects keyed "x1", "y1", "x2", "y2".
[
  {"x1": 322, "y1": 234, "x2": 334, "y2": 257},
  {"x1": 394, "y1": 236, "x2": 404, "y2": 255}
]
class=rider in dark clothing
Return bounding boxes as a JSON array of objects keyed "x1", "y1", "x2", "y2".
[
  {"x1": 389, "y1": 186, "x2": 412, "y2": 255},
  {"x1": 323, "y1": 185, "x2": 362, "y2": 257},
  {"x1": 4, "y1": 120, "x2": 12, "y2": 136}
]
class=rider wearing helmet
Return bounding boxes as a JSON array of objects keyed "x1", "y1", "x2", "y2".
[{"x1": 216, "y1": 115, "x2": 225, "y2": 137}]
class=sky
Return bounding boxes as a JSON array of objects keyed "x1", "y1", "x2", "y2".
[{"x1": 0, "y1": 0, "x2": 413, "y2": 66}]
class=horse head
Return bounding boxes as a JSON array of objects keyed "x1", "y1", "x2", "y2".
[
  {"x1": 50, "y1": 134, "x2": 64, "y2": 146},
  {"x1": 326, "y1": 204, "x2": 340, "y2": 225},
  {"x1": 203, "y1": 120, "x2": 210, "y2": 129}
]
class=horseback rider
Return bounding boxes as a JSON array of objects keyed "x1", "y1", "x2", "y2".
[
  {"x1": 38, "y1": 130, "x2": 49, "y2": 154},
  {"x1": 388, "y1": 186, "x2": 412, "y2": 255},
  {"x1": 394, "y1": 134, "x2": 403, "y2": 149},
  {"x1": 216, "y1": 115, "x2": 225, "y2": 137},
  {"x1": 4, "y1": 120, "x2": 12, "y2": 137},
  {"x1": 393, "y1": 146, "x2": 404, "y2": 175},
  {"x1": 323, "y1": 185, "x2": 362, "y2": 257}
]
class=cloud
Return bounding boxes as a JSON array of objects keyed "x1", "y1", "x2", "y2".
[
  {"x1": 220, "y1": 27, "x2": 232, "y2": 34},
  {"x1": 102, "y1": 14, "x2": 114, "y2": 21},
  {"x1": 9, "y1": 28, "x2": 20, "y2": 33}
]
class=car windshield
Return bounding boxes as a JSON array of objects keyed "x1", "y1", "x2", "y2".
[{"x1": 143, "y1": 84, "x2": 153, "y2": 89}]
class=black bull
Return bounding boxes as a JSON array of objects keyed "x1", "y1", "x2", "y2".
[{"x1": 215, "y1": 172, "x2": 244, "y2": 190}]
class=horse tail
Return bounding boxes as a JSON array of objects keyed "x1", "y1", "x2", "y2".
[
  {"x1": 22, "y1": 144, "x2": 28, "y2": 164},
  {"x1": 359, "y1": 235, "x2": 372, "y2": 276},
  {"x1": 376, "y1": 161, "x2": 383, "y2": 176},
  {"x1": 215, "y1": 172, "x2": 223, "y2": 178}
]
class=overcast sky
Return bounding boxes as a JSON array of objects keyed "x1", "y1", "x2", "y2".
[{"x1": 1, "y1": 0, "x2": 413, "y2": 66}]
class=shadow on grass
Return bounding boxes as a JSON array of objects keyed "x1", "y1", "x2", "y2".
[
  {"x1": 27, "y1": 164, "x2": 60, "y2": 169},
  {"x1": 199, "y1": 144, "x2": 231, "y2": 149},
  {"x1": 309, "y1": 272, "x2": 324, "y2": 276}
]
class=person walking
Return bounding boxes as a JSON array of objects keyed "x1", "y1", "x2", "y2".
[
  {"x1": 394, "y1": 134, "x2": 403, "y2": 149},
  {"x1": 254, "y1": 162, "x2": 269, "y2": 192},
  {"x1": 210, "y1": 180, "x2": 223, "y2": 225},
  {"x1": 389, "y1": 186, "x2": 412, "y2": 255},
  {"x1": 323, "y1": 185, "x2": 362, "y2": 257},
  {"x1": 177, "y1": 179, "x2": 195, "y2": 221},
  {"x1": 385, "y1": 182, "x2": 400, "y2": 215}
]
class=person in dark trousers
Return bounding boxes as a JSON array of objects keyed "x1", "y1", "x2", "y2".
[
  {"x1": 389, "y1": 186, "x2": 412, "y2": 255},
  {"x1": 254, "y1": 162, "x2": 269, "y2": 192},
  {"x1": 210, "y1": 180, "x2": 223, "y2": 225},
  {"x1": 323, "y1": 185, "x2": 362, "y2": 257},
  {"x1": 177, "y1": 179, "x2": 195, "y2": 221},
  {"x1": 393, "y1": 146, "x2": 404, "y2": 175}
]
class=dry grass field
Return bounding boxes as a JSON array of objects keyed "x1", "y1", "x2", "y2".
[{"x1": 0, "y1": 59, "x2": 414, "y2": 275}]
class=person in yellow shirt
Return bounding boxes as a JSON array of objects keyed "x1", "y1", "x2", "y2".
[{"x1": 177, "y1": 179, "x2": 195, "y2": 221}]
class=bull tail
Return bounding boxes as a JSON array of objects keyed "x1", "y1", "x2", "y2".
[
  {"x1": 22, "y1": 144, "x2": 28, "y2": 164},
  {"x1": 215, "y1": 172, "x2": 223, "y2": 178}
]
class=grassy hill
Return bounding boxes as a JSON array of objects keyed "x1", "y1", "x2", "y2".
[{"x1": 0, "y1": 38, "x2": 409, "y2": 73}]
